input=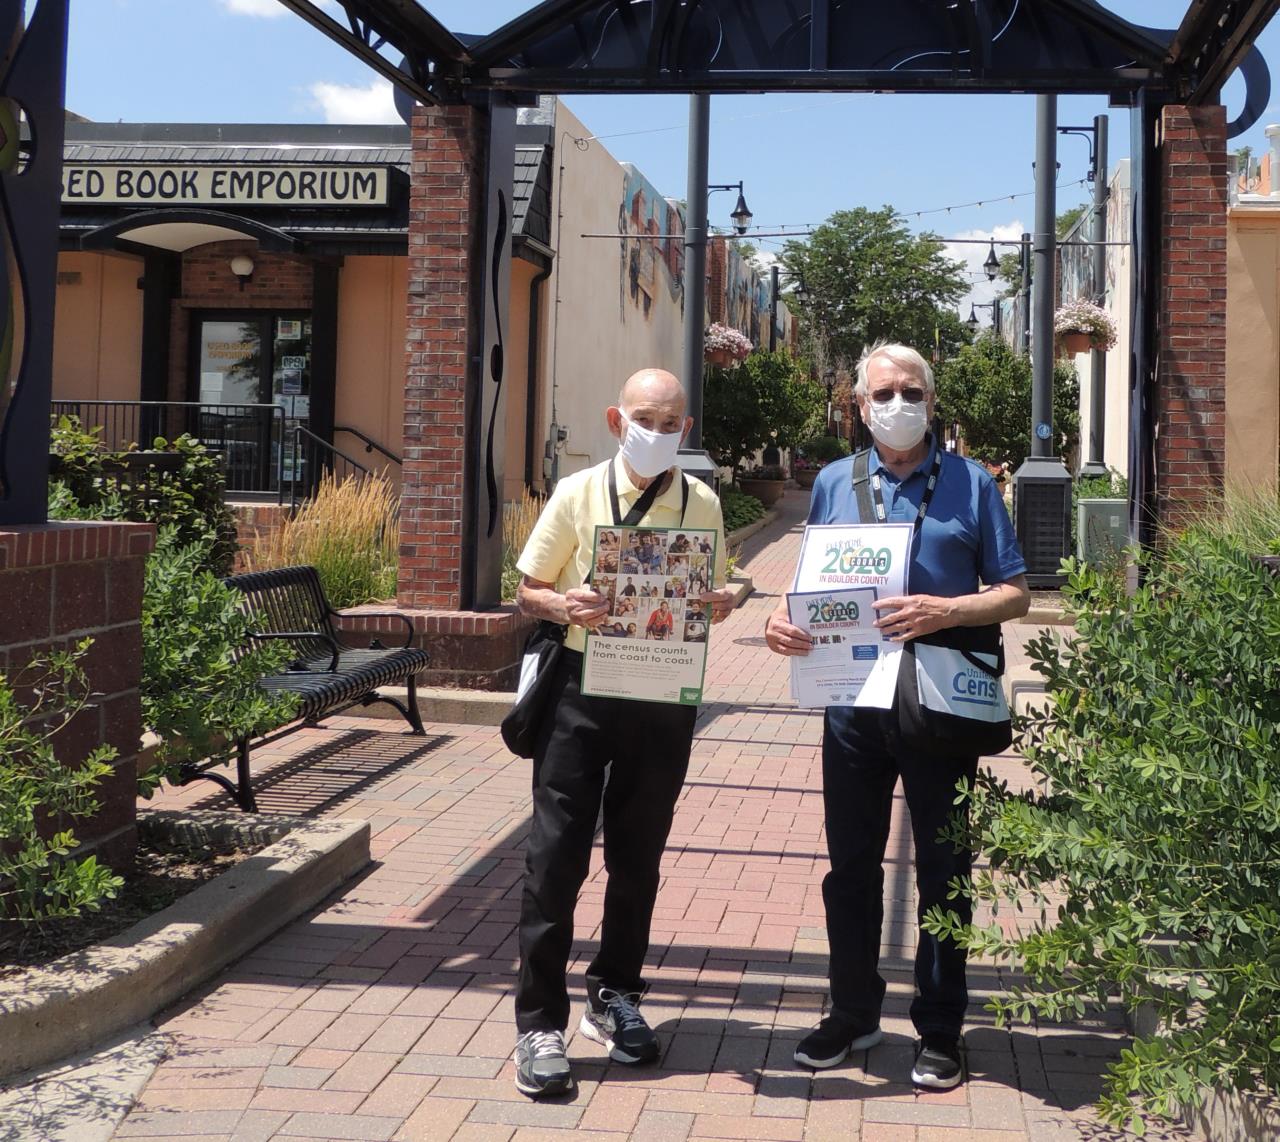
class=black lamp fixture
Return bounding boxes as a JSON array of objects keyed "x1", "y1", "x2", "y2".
[
  {"x1": 709, "y1": 180, "x2": 753, "y2": 235},
  {"x1": 967, "y1": 299, "x2": 997, "y2": 332},
  {"x1": 983, "y1": 240, "x2": 1000, "y2": 282}
]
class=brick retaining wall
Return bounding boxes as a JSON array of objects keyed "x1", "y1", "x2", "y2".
[{"x1": 0, "y1": 521, "x2": 155, "y2": 867}]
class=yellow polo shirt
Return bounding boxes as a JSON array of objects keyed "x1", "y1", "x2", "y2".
[{"x1": 517, "y1": 456, "x2": 727, "y2": 652}]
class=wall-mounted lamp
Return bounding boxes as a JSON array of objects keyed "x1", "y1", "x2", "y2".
[{"x1": 229, "y1": 254, "x2": 255, "y2": 290}]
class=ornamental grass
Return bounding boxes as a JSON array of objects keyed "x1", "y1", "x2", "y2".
[
  {"x1": 502, "y1": 489, "x2": 543, "y2": 602},
  {"x1": 248, "y1": 472, "x2": 399, "y2": 608}
]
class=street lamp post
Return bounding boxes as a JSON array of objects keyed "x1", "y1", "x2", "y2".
[
  {"x1": 680, "y1": 93, "x2": 754, "y2": 484},
  {"x1": 966, "y1": 300, "x2": 1000, "y2": 338}
]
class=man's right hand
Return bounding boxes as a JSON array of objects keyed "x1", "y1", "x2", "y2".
[
  {"x1": 565, "y1": 586, "x2": 610, "y2": 629},
  {"x1": 765, "y1": 608, "x2": 813, "y2": 657}
]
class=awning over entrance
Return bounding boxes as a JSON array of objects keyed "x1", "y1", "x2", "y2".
[{"x1": 78, "y1": 208, "x2": 299, "y2": 253}]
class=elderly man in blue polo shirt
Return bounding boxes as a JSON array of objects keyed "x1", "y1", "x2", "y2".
[{"x1": 765, "y1": 341, "x2": 1029, "y2": 1090}]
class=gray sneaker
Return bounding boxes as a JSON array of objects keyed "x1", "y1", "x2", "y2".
[
  {"x1": 579, "y1": 988, "x2": 660, "y2": 1064},
  {"x1": 514, "y1": 1029, "x2": 573, "y2": 1097}
]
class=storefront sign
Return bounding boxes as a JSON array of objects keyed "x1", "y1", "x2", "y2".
[{"x1": 61, "y1": 164, "x2": 390, "y2": 207}]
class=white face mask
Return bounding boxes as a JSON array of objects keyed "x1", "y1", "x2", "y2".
[
  {"x1": 867, "y1": 394, "x2": 930, "y2": 452},
  {"x1": 617, "y1": 411, "x2": 685, "y2": 479}
]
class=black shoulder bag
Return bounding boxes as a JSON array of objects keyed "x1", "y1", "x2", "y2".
[
  {"x1": 852, "y1": 449, "x2": 1012, "y2": 757},
  {"x1": 500, "y1": 467, "x2": 688, "y2": 758}
]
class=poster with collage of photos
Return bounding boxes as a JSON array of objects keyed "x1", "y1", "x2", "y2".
[{"x1": 582, "y1": 525, "x2": 718, "y2": 706}]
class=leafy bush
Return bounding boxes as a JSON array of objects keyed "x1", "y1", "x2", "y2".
[
  {"x1": 935, "y1": 333, "x2": 1079, "y2": 470},
  {"x1": 0, "y1": 644, "x2": 123, "y2": 925},
  {"x1": 794, "y1": 435, "x2": 851, "y2": 469},
  {"x1": 502, "y1": 489, "x2": 544, "y2": 603},
  {"x1": 140, "y1": 529, "x2": 298, "y2": 796},
  {"x1": 925, "y1": 528, "x2": 1280, "y2": 1133},
  {"x1": 720, "y1": 488, "x2": 765, "y2": 533},
  {"x1": 49, "y1": 417, "x2": 238, "y2": 576},
  {"x1": 247, "y1": 472, "x2": 398, "y2": 609},
  {"x1": 703, "y1": 350, "x2": 825, "y2": 472}
]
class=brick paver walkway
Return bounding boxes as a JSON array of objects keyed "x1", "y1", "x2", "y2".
[{"x1": 111, "y1": 489, "x2": 1187, "y2": 1141}]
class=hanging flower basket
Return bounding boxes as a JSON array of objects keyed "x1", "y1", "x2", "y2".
[
  {"x1": 704, "y1": 322, "x2": 753, "y2": 368},
  {"x1": 1056, "y1": 330, "x2": 1093, "y2": 357},
  {"x1": 1053, "y1": 299, "x2": 1118, "y2": 356}
]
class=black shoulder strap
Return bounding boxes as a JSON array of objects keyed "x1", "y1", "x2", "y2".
[
  {"x1": 609, "y1": 463, "x2": 688, "y2": 527},
  {"x1": 851, "y1": 448, "x2": 875, "y2": 523}
]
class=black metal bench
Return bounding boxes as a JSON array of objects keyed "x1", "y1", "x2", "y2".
[{"x1": 179, "y1": 565, "x2": 429, "y2": 811}]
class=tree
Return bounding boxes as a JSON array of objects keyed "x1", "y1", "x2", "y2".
[
  {"x1": 702, "y1": 350, "x2": 824, "y2": 472},
  {"x1": 934, "y1": 332, "x2": 1079, "y2": 469},
  {"x1": 780, "y1": 207, "x2": 967, "y2": 367},
  {"x1": 1056, "y1": 202, "x2": 1089, "y2": 239}
]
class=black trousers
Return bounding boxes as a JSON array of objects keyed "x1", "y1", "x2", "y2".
[
  {"x1": 515, "y1": 650, "x2": 696, "y2": 1034},
  {"x1": 821, "y1": 706, "x2": 979, "y2": 1039}
]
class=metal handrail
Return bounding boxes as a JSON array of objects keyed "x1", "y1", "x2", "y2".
[
  {"x1": 289, "y1": 424, "x2": 370, "y2": 510},
  {"x1": 333, "y1": 425, "x2": 401, "y2": 467}
]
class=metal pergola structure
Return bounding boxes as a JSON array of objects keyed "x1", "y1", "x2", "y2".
[{"x1": 3, "y1": 0, "x2": 1278, "y2": 573}]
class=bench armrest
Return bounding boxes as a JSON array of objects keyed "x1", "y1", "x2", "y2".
[
  {"x1": 248, "y1": 630, "x2": 341, "y2": 673},
  {"x1": 330, "y1": 609, "x2": 417, "y2": 650}
]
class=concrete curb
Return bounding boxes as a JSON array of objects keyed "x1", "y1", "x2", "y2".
[
  {"x1": 725, "y1": 508, "x2": 780, "y2": 550},
  {"x1": 0, "y1": 811, "x2": 370, "y2": 1080},
  {"x1": 349, "y1": 574, "x2": 758, "y2": 728}
]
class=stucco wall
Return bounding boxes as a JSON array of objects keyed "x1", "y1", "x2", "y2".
[
  {"x1": 542, "y1": 103, "x2": 687, "y2": 480},
  {"x1": 52, "y1": 251, "x2": 144, "y2": 402},
  {"x1": 1226, "y1": 210, "x2": 1280, "y2": 493},
  {"x1": 335, "y1": 255, "x2": 407, "y2": 485},
  {"x1": 1067, "y1": 160, "x2": 1132, "y2": 479},
  {"x1": 504, "y1": 258, "x2": 538, "y2": 503}
]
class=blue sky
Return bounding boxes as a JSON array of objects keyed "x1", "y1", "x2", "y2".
[{"x1": 54, "y1": 1, "x2": 1280, "y2": 314}]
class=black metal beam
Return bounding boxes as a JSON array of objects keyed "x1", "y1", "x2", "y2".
[
  {"x1": 1167, "y1": 0, "x2": 1280, "y2": 103},
  {"x1": 1041, "y1": 0, "x2": 1169, "y2": 67},
  {"x1": 469, "y1": 0, "x2": 605, "y2": 66},
  {"x1": 273, "y1": 0, "x2": 470, "y2": 105},
  {"x1": 480, "y1": 68, "x2": 1158, "y2": 97}
]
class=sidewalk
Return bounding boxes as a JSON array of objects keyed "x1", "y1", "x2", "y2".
[{"x1": 108, "y1": 487, "x2": 1184, "y2": 1142}]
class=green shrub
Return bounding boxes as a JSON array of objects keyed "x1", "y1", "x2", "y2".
[
  {"x1": 139, "y1": 529, "x2": 299, "y2": 796},
  {"x1": 0, "y1": 644, "x2": 123, "y2": 925},
  {"x1": 794, "y1": 435, "x2": 851, "y2": 466},
  {"x1": 703, "y1": 350, "x2": 825, "y2": 472},
  {"x1": 924, "y1": 531, "x2": 1280, "y2": 1133},
  {"x1": 49, "y1": 417, "x2": 238, "y2": 576},
  {"x1": 721, "y1": 488, "x2": 765, "y2": 533}
]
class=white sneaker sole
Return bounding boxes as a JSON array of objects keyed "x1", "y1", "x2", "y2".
[
  {"x1": 515, "y1": 1072, "x2": 574, "y2": 1097},
  {"x1": 577, "y1": 1013, "x2": 655, "y2": 1064},
  {"x1": 794, "y1": 1027, "x2": 883, "y2": 1069},
  {"x1": 910, "y1": 1065, "x2": 963, "y2": 1090}
]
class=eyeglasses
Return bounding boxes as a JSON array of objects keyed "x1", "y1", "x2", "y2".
[{"x1": 869, "y1": 387, "x2": 928, "y2": 404}]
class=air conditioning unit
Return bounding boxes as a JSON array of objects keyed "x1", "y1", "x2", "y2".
[{"x1": 1077, "y1": 497, "x2": 1129, "y2": 565}]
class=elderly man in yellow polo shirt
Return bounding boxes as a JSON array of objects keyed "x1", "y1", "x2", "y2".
[{"x1": 511, "y1": 367, "x2": 734, "y2": 1098}]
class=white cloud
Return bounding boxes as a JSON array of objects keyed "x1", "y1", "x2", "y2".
[
  {"x1": 943, "y1": 220, "x2": 1025, "y2": 318},
  {"x1": 309, "y1": 80, "x2": 401, "y2": 124},
  {"x1": 222, "y1": 0, "x2": 338, "y2": 16},
  {"x1": 222, "y1": 0, "x2": 287, "y2": 17}
]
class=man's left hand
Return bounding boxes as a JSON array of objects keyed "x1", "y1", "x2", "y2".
[
  {"x1": 699, "y1": 588, "x2": 737, "y2": 624},
  {"x1": 873, "y1": 594, "x2": 956, "y2": 642}
]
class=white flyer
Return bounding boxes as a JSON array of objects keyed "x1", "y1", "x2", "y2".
[
  {"x1": 792, "y1": 523, "x2": 913, "y2": 597},
  {"x1": 787, "y1": 588, "x2": 882, "y2": 707},
  {"x1": 792, "y1": 524, "x2": 914, "y2": 709}
]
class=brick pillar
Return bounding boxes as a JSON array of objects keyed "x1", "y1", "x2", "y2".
[
  {"x1": 1157, "y1": 104, "x2": 1228, "y2": 524},
  {"x1": 0, "y1": 521, "x2": 155, "y2": 867},
  {"x1": 399, "y1": 104, "x2": 478, "y2": 610},
  {"x1": 706, "y1": 238, "x2": 726, "y2": 325}
]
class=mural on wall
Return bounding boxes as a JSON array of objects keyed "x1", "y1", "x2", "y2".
[
  {"x1": 722, "y1": 244, "x2": 772, "y2": 348},
  {"x1": 618, "y1": 163, "x2": 683, "y2": 321}
]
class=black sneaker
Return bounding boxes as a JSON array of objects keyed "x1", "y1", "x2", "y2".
[
  {"x1": 578, "y1": 988, "x2": 660, "y2": 1064},
  {"x1": 793, "y1": 1015, "x2": 883, "y2": 1069},
  {"x1": 910, "y1": 1034, "x2": 964, "y2": 1089},
  {"x1": 514, "y1": 1029, "x2": 574, "y2": 1097}
]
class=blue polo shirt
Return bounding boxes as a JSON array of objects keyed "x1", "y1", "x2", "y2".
[{"x1": 807, "y1": 441, "x2": 1026, "y2": 597}]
